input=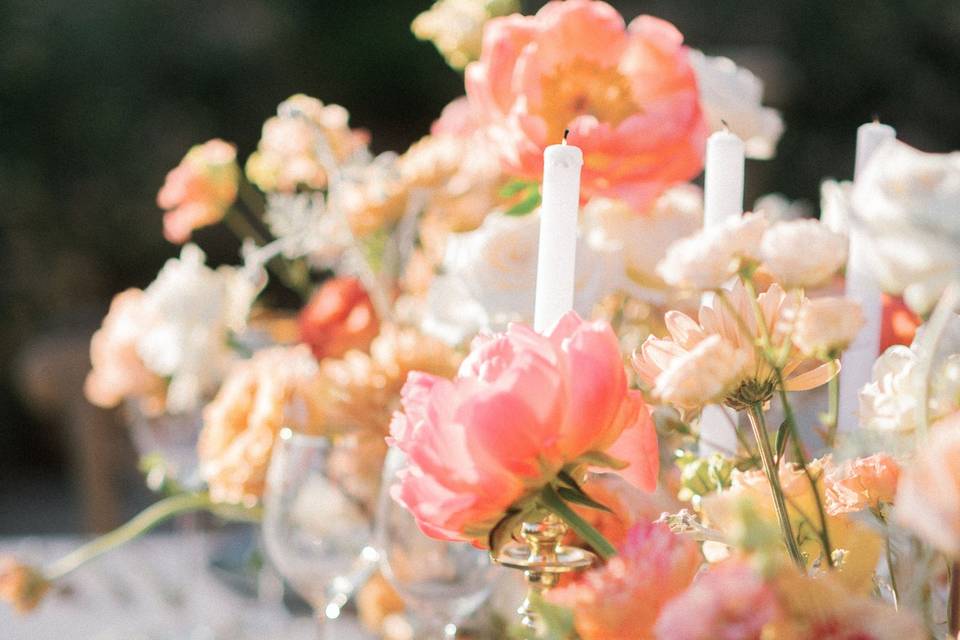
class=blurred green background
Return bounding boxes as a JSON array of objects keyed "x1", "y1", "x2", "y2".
[{"x1": 2, "y1": 0, "x2": 959, "y2": 533}]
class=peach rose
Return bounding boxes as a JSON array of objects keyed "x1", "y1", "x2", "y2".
[
  {"x1": 157, "y1": 139, "x2": 239, "y2": 244},
  {"x1": 389, "y1": 311, "x2": 658, "y2": 545},
  {"x1": 84, "y1": 289, "x2": 166, "y2": 414},
  {"x1": 465, "y1": 0, "x2": 707, "y2": 211},
  {"x1": 824, "y1": 453, "x2": 900, "y2": 516},
  {"x1": 198, "y1": 345, "x2": 327, "y2": 506},
  {"x1": 298, "y1": 276, "x2": 380, "y2": 360},
  {"x1": 550, "y1": 523, "x2": 699, "y2": 640}
]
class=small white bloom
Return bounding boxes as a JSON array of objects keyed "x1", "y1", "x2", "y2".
[
  {"x1": 851, "y1": 140, "x2": 960, "y2": 315},
  {"x1": 583, "y1": 185, "x2": 703, "y2": 303},
  {"x1": 689, "y1": 50, "x2": 784, "y2": 160},
  {"x1": 819, "y1": 179, "x2": 853, "y2": 237},
  {"x1": 792, "y1": 297, "x2": 864, "y2": 357},
  {"x1": 760, "y1": 218, "x2": 847, "y2": 288},
  {"x1": 657, "y1": 212, "x2": 768, "y2": 291},
  {"x1": 137, "y1": 244, "x2": 263, "y2": 413},
  {"x1": 753, "y1": 193, "x2": 812, "y2": 223}
]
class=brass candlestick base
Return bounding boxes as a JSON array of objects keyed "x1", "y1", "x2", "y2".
[{"x1": 493, "y1": 513, "x2": 596, "y2": 631}]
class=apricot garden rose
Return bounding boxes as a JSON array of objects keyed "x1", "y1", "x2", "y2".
[
  {"x1": 389, "y1": 311, "x2": 658, "y2": 545},
  {"x1": 465, "y1": 0, "x2": 707, "y2": 211}
]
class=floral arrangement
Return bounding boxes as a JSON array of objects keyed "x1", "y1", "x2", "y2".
[{"x1": 3, "y1": 2, "x2": 960, "y2": 640}]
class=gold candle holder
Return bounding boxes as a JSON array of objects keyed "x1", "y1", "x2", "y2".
[{"x1": 493, "y1": 513, "x2": 596, "y2": 631}]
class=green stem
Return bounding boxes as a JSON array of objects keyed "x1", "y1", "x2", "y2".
[
  {"x1": 746, "y1": 403, "x2": 805, "y2": 568},
  {"x1": 44, "y1": 493, "x2": 214, "y2": 581},
  {"x1": 884, "y1": 528, "x2": 900, "y2": 610},
  {"x1": 950, "y1": 560, "x2": 960, "y2": 637},
  {"x1": 539, "y1": 484, "x2": 617, "y2": 561},
  {"x1": 237, "y1": 177, "x2": 266, "y2": 219},
  {"x1": 824, "y1": 370, "x2": 840, "y2": 447}
]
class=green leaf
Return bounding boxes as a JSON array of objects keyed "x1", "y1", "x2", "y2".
[
  {"x1": 556, "y1": 469, "x2": 583, "y2": 492},
  {"x1": 775, "y1": 419, "x2": 790, "y2": 464},
  {"x1": 498, "y1": 179, "x2": 533, "y2": 198},
  {"x1": 504, "y1": 190, "x2": 541, "y2": 216},
  {"x1": 539, "y1": 484, "x2": 617, "y2": 560},
  {"x1": 557, "y1": 487, "x2": 614, "y2": 514},
  {"x1": 488, "y1": 507, "x2": 526, "y2": 558},
  {"x1": 576, "y1": 450, "x2": 629, "y2": 471}
]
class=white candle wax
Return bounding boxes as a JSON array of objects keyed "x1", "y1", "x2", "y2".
[
  {"x1": 700, "y1": 129, "x2": 745, "y2": 455},
  {"x1": 534, "y1": 142, "x2": 583, "y2": 333},
  {"x1": 838, "y1": 121, "x2": 896, "y2": 431}
]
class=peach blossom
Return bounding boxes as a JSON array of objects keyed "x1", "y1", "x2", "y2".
[
  {"x1": 792, "y1": 296, "x2": 864, "y2": 358},
  {"x1": 198, "y1": 345, "x2": 327, "y2": 506},
  {"x1": 389, "y1": 311, "x2": 658, "y2": 545},
  {"x1": 895, "y1": 413, "x2": 960, "y2": 557},
  {"x1": 84, "y1": 288, "x2": 166, "y2": 414},
  {"x1": 157, "y1": 139, "x2": 239, "y2": 244},
  {"x1": 634, "y1": 281, "x2": 838, "y2": 412},
  {"x1": 465, "y1": 0, "x2": 707, "y2": 212},
  {"x1": 759, "y1": 218, "x2": 848, "y2": 289},
  {"x1": 824, "y1": 453, "x2": 900, "y2": 516},
  {"x1": 549, "y1": 523, "x2": 699, "y2": 640},
  {"x1": 655, "y1": 561, "x2": 780, "y2": 640},
  {"x1": 298, "y1": 276, "x2": 380, "y2": 360}
]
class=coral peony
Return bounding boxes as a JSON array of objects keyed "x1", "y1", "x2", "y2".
[
  {"x1": 759, "y1": 218, "x2": 848, "y2": 289},
  {"x1": 655, "y1": 561, "x2": 780, "y2": 640},
  {"x1": 389, "y1": 312, "x2": 658, "y2": 545},
  {"x1": 895, "y1": 413, "x2": 960, "y2": 557},
  {"x1": 550, "y1": 523, "x2": 699, "y2": 640},
  {"x1": 0, "y1": 557, "x2": 50, "y2": 614},
  {"x1": 198, "y1": 345, "x2": 327, "y2": 506},
  {"x1": 157, "y1": 139, "x2": 239, "y2": 244},
  {"x1": 792, "y1": 296, "x2": 864, "y2": 359},
  {"x1": 634, "y1": 280, "x2": 838, "y2": 413},
  {"x1": 298, "y1": 276, "x2": 380, "y2": 360},
  {"x1": 466, "y1": 0, "x2": 707, "y2": 211},
  {"x1": 824, "y1": 453, "x2": 900, "y2": 516},
  {"x1": 85, "y1": 288, "x2": 166, "y2": 414}
]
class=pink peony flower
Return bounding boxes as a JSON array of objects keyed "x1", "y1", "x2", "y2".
[
  {"x1": 549, "y1": 522, "x2": 699, "y2": 640},
  {"x1": 655, "y1": 561, "x2": 780, "y2": 640},
  {"x1": 824, "y1": 453, "x2": 900, "y2": 516},
  {"x1": 465, "y1": 0, "x2": 707, "y2": 212},
  {"x1": 895, "y1": 413, "x2": 960, "y2": 557},
  {"x1": 389, "y1": 311, "x2": 659, "y2": 545},
  {"x1": 84, "y1": 288, "x2": 166, "y2": 414},
  {"x1": 157, "y1": 139, "x2": 239, "y2": 244}
]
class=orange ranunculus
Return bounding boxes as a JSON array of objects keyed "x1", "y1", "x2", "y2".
[
  {"x1": 824, "y1": 453, "x2": 900, "y2": 516},
  {"x1": 389, "y1": 312, "x2": 658, "y2": 546},
  {"x1": 550, "y1": 522, "x2": 699, "y2": 640},
  {"x1": 465, "y1": 0, "x2": 707, "y2": 212},
  {"x1": 880, "y1": 293, "x2": 921, "y2": 352},
  {"x1": 298, "y1": 276, "x2": 380, "y2": 360},
  {"x1": 157, "y1": 139, "x2": 239, "y2": 243}
]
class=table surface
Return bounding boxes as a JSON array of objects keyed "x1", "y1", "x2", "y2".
[{"x1": 1, "y1": 532, "x2": 377, "y2": 640}]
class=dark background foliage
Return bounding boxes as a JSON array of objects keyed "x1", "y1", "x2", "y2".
[{"x1": 1, "y1": 0, "x2": 958, "y2": 533}]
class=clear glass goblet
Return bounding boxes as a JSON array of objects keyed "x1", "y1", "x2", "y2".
[
  {"x1": 262, "y1": 428, "x2": 380, "y2": 638},
  {"x1": 376, "y1": 449, "x2": 498, "y2": 639}
]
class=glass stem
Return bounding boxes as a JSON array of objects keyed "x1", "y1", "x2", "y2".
[{"x1": 747, "y1": 403, "x2": 805, "y2": 568}]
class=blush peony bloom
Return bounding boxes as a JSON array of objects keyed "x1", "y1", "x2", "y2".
[
  {"x1": 634, "y1": 280, "x2": 838, "y2": 412},
  {"x1": 549, "y1": 523, "x2": 699, "y2": 640},
  {"x1": 895, "y1": 413, "x2": 960, "y2": 557},
  {"x1": 157, "y1": 139, "x2": 239, "y2": 244},
  {"x1": 84, "y1": 288, "x2": 166, "y2": 414},
  {"x1": 792, "y1": 296, "x2": 864, "y2": 359},
  {"x1": 656, "y1": 212, "x2": 768, "y2": 291},
  {"x1": 298, "y1": 276, "x2": 380, "y2": 360},
  {"x1": 198, "y1": 345, "x2": 327, "y2": 506},
  {"x1": 655, "y1": 561, "x2": 781, "y2": 640},
  {"x1": 759, "y1": 218, "x2": 848, "y2": 289},
  {"x1": 824, "y1": 453, "x2": 900, "y2": 516},
  {"x1": 389, "y1": 312, "x2": 659, "y2": 545},
  {"x1": 466, "y1": 0, "x2": 707, "y2": 211}
]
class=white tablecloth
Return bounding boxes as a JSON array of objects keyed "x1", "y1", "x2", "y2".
[{"x1": 1, "y1": 533, "x2": 375, "y2": 640}]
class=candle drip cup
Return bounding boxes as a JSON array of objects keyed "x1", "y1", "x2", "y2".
[{"x1": 492, "y1": 513, "x2": 596, "y2": 631}]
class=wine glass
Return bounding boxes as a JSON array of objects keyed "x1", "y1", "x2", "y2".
[
  {"x1": 262, "y1": 428, "x2": 380, "y2": 637},
  {"x1": 375, "y1": 449, "x2": 498, "y2": 639}
]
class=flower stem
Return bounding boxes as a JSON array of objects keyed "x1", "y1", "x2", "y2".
[
  {"x1": 823, "y1": 370, "x2": 840, "y2": 447},
  {"x1": 43, "y1": 492, "x2": 214, "y2": 582},
  {"x1": 539, "y1": 484, "x2": 617, "y2": 560},
  {"x1": 223, "y1": 208, "x2": 311, "y2": 301},
  {"x1": 885, "y1": 532, "x2": 900, "y2": 610},
  {"x1": 950, "y1": 560, "x2": 960, "y2": 637},
  {"x1": 746, "y1": 403, "x2": 805, "y2": 568}
]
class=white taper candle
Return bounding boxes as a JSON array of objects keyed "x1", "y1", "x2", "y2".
[
  {"x1": 838, "y1": 120, "x2": 896, "y2": 431},
  {"x1": 534, "y1": 135, "x2": 583, "y2": 333}
]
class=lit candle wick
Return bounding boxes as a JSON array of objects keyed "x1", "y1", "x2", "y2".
[
  {"x1": 721, "y1": 119, "x2": 730, "y2": 132},
  {"x1": 562, "y1": 128, "x2": 570, "y2": 145}
]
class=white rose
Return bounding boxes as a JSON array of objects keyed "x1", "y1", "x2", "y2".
[
  {"x1": 851, "y1": 140, "x2": 960, "y2": 314},
  {"x1": 689, "y1": 50, "x2": 784, "y2": 160},
  {"x1": 137, "y1": 244, "x2": 263, "y2": 413},
  {"x1": 792, "y1": 297, "x2": 864, "y2": 357},
  {"x1": 657, "y1": 212, "x2": 768, "y2": 291},
  {"x1": 583, "y1": 185, "x2": 703, "y2": 303},
  {"x1": 760, "y1": 218, "x2": 847, "y2": 288}
]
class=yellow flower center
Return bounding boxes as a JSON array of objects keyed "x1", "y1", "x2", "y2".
[{"x1": 538, "y1": 58, "x2": 639, "y2": 143}]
